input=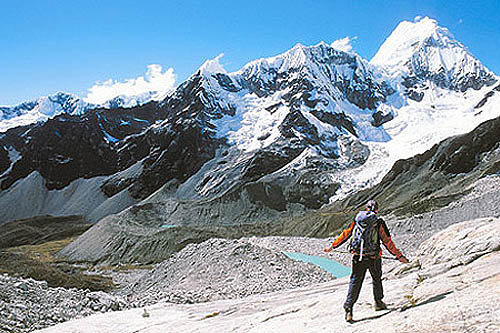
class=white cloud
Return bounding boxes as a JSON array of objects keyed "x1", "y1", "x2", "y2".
[
  {"x1": 414, "y1": 15, "x2": 422, "y2": 22},
  {"x1": 330, "y1": 36, "x2": 356, "y2": 53},
  {"x1": 85, "y1": 64, "x2": 176, "y2": 104}
]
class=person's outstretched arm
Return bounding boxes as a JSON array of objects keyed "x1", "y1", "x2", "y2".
[
  {"x1": 324, "y1": 221, "x2": 355, "y2": 252},
  {"x1": 379, "y1": 220, "x2": 409, "y2": 263}
]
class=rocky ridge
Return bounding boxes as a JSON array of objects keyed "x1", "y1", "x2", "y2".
[
  {"x1": 0, "y1": 93, "x2": 89, "y2": 133},
  {"x1": 0, "y1": 90, "x2": 164, "y2": 133}
]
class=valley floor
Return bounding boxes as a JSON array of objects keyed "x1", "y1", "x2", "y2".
[{"x1": 34, "y1": 216, "x2": 500, "y2": 332}]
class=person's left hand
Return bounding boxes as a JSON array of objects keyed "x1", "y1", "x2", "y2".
[{"x1": 398, "y1": 255, "x2": 409, "y2": 263}]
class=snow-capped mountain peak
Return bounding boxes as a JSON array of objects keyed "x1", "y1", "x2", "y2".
[
  {"x1": 0, "y1": 91, "x2": 85, "y2": 118},
  {"x1": 198, "y1": 54, "x2": 228, "y2": 76},
  {"x1": 371, "y1": 16, "x2": 497, "y2": 93},
  {"x1": 235, "y1": 42, "x2": 390, "y2": 105},
  {"x1": 240, "y1": 42, "x2": 358, "y2": 78},
  {"x1": 371, "y1": 17, "x2": 448, "y2": 71}
]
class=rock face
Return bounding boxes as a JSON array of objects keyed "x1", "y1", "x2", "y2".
[
  {"x1": 0, "y1": 102, "x2": 166, "y2": 192},
  {"x1": 34, "y1": 217, "x2": 500, "y2": 333}
]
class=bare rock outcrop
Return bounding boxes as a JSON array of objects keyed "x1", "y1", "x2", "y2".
[{"x1": 417, "y1": 217, "x2": 500, "y2": 278}]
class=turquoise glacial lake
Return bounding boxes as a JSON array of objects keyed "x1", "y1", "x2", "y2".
[
  {"x1": 283, "y1": 252, "x2": 351, "y2": 278},
  {"x1": 160, "y1": 224, "x2": 177, "y2": 229}
]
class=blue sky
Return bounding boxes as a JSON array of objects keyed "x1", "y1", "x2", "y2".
[{"x1": 1, "y1": 0, "x2": 499, "y2": 105}]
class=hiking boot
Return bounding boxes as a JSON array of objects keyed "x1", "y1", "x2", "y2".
[
  {"x1": 345, "y1": 308, "x2": 353, "y2": 322},
  {"x1": 374, "y1": 300, "x2": 387, "y2": 311}
]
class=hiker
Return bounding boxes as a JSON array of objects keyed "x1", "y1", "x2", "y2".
[{"x1": 324, "y1": 199, "x2": 408, "y2": 322}]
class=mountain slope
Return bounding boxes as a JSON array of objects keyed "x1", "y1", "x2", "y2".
[
  {"x1": 1, "y1": 18, "x2": 500, "y2": 236},
  {"x1": 336, "y1": 107, "x2": 500, "y2": 217}
]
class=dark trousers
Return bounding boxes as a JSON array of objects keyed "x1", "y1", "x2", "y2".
[{"x1": 343, "y1": 257, "x2": 383, "y2": 310}]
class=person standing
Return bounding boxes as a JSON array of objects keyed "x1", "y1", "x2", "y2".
[{"x1": 324, "y1": 200, "x2": 409, "y2": 322}]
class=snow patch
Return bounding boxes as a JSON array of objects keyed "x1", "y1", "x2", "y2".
[{"x1": 0, "y1": 147, "x2": 21, "y2": 178}]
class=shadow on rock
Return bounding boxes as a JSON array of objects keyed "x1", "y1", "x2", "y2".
[
  {"x1": 399, "y1": 291, "x2": 453, "y2": 312},
  {"x1": 351, "y1": 308, "x2": 395, "y2": 323}
]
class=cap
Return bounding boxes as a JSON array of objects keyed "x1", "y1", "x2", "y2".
[{"x1": 366, "y1": 199, "x2": 378, "y2": 211}]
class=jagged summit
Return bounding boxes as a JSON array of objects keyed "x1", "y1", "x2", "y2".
[
  {"x1": 371, "y1": 17, "x2": 449, "y2": 71},
  {"x1": 371, "y1": 16, "x2": 497, "y2": 94},
  {"x1": 198, "y1": 53, "x2": 228, "y2": 75},
  {"x1": 237, "y1": 41, "x2": 378, "y2": 92}
]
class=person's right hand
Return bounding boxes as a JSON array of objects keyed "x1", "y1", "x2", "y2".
[{"x1": 398, "y1": 256, "x2": 409, "y2": 263}]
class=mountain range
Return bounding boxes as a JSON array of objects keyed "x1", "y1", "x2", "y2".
[{"x1": 1, "y1": 17, "x2": 500, "y2": 264}]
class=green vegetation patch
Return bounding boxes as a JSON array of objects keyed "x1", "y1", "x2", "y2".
[
  {"x1": 0, "y1": 238, "x2": 114, "y2": 291},
  {"x1": 0, "y1": 215, "x2": 93, "y2": 249},
  {"x1": 0, "y1": 216, "x2": 114, "y2": 291}
]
